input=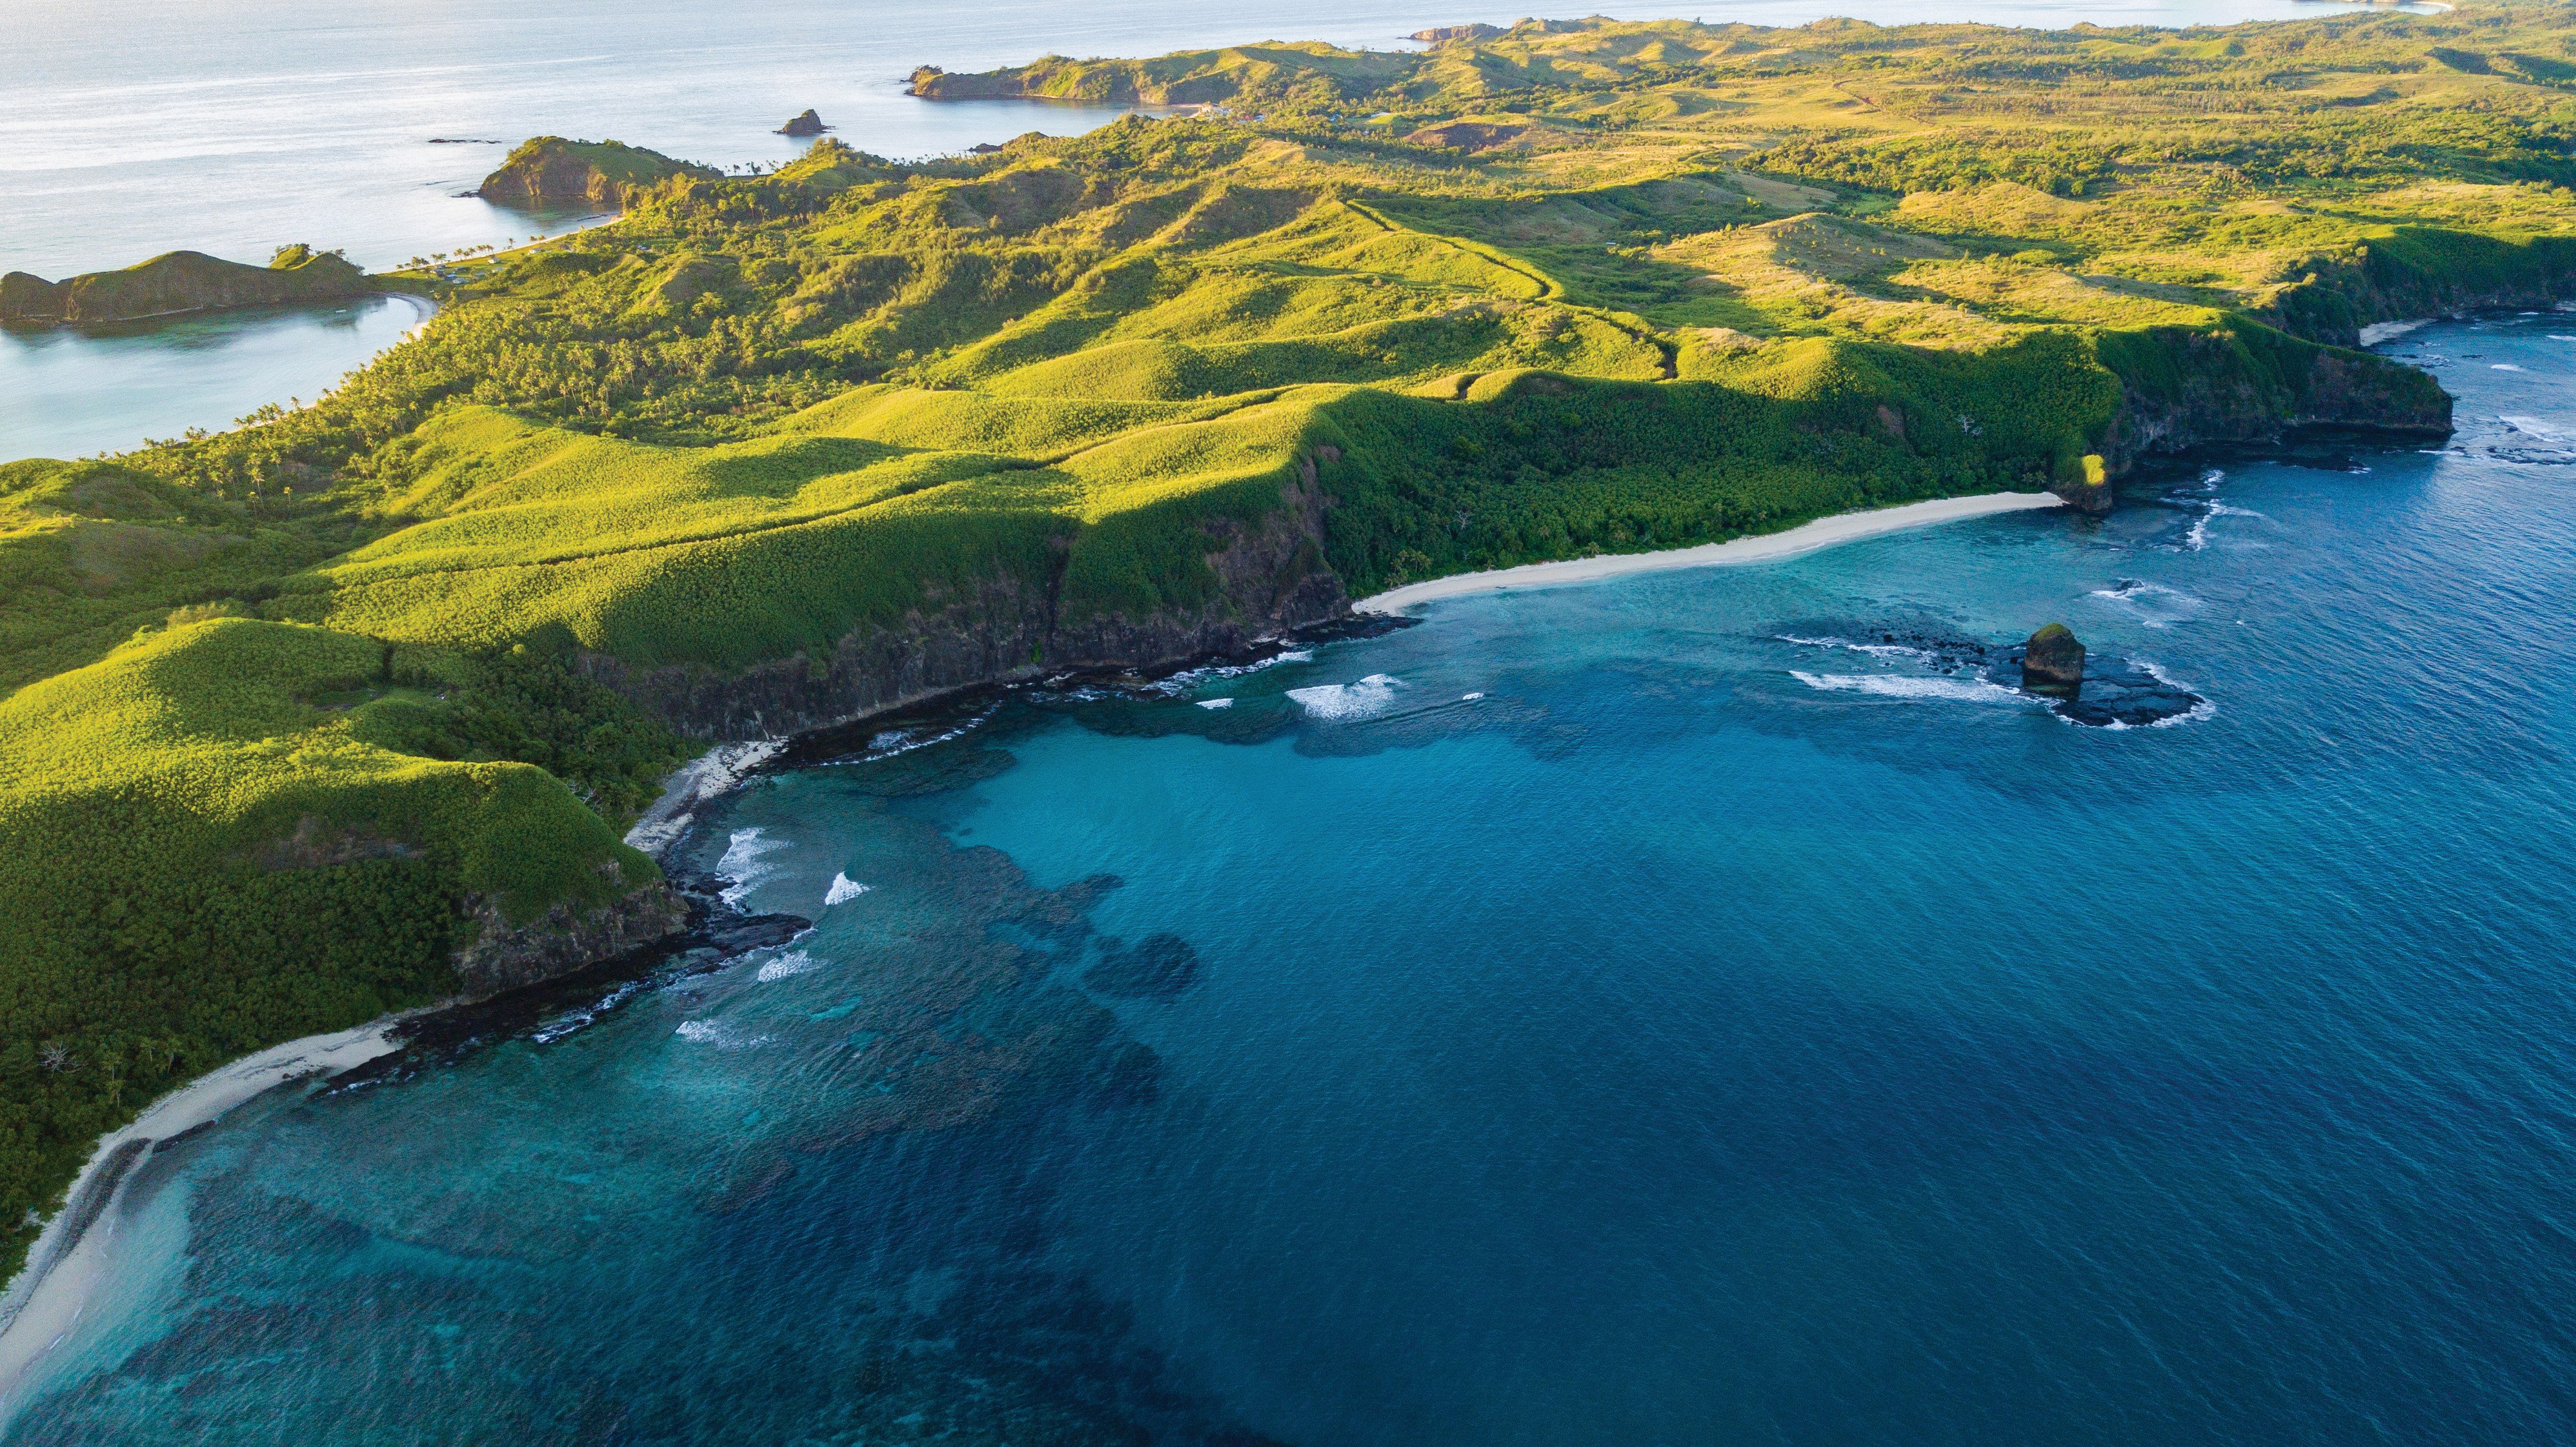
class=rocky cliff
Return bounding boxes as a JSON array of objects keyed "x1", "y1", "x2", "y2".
[
  {"x1": 0, "y1": 247, "x2": 370, "y2": 325},
  {"x1": 2251, "y1": 237, "x2": 2576, "y2": 350},
  {"x1": 452, "y1": 877, "x2": 691, "y2": 996},
  {"x1": 2097, "y1": 321, "x2": 2454, "y2": 472},
  {"x1": 476, "y1": 137, "x2": 719, "y2": 212},
  {"x1": 583, "y1": 458, "x2": 1349, "y2": 740}
]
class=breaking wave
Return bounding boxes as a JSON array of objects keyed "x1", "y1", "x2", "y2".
[
  {"x1": 756, "y1": 950, "x2": 821, "y2": 984},
  {"x1": 1789, "y1": 671, "x2": 2035, "y2": 706},
  {"x1": 1287, "y1": 674, "x2": 1405, "y2": 720},
  {"x1": 717, "y1": 827, "x2": 789, "y2": 909},
  {"x1": 2090, "y1": 579, "x2": 2203, "y2": 627}
]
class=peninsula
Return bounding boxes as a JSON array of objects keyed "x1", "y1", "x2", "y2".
[
  {"x1": 474, "y1": 136, "x2": 720, "y2": 211},
  {"x1": 5, "y1": 1, "x2": 2571, "y2": 1285},
  {"x1": 0, "y1": 245, "x2": 370, "y2": 326}
]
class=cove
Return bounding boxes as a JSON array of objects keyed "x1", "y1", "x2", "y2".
[
  {"x1": 4, "y1": 319, "x2": 2571, "y2": 1444},
  {"x1": 0, "y1": 296, "x2": 434, "y2": 464}
]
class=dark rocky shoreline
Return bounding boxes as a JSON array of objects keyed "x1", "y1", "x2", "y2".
[{"x1": 458, "y1": 307, "x2": 2502, "y2": 998}]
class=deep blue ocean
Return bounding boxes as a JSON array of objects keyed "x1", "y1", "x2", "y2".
[{"x1": 8, "y1": 318, "x2": 2574, "y2": 1444}]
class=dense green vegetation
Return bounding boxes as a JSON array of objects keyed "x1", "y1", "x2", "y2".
[
  {"x1": 0, "y1": 246, "x2": 369, "y2": 325},
  {"x1": 8, "y1": 0, "x2": 2576, "y2": 1280},
  {"x1": 472, "y1": 136, "x2": 722, "y2": 211}
]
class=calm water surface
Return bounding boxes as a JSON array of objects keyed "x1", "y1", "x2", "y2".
[
  {"x1": 5, "y1": 0, "x2": 2426, "y2": 464},
  {"x1": 0, "y1": 296, "x2": 430, "y2": 461},
  {"x1": 5, "y1": 319, "x2": 2569, "y2": 1444}
]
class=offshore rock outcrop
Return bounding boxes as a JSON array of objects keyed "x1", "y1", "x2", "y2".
[
  {"x1": 583, "y1": 458, "x2": 1349, "y2": 739},
  {"x1": 2020, "y1": 623, "x2": 2086, "y2": 693},
  {"x1": 778, "y1": 109, "x2": 829, "y2": 137},
  {"x1": 1, "y1": 247, "x2": 369, "y2": 326}
]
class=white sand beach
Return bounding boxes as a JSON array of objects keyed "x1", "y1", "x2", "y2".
[
  {"x1": 0, "y1": 1021, "x2": 407, "y2": 1413},
  {"x1": 1353, "y1": 492, "x2": 2068, "y2": 614},
  {"x1": 2358, "y1": 318, "x2": 2434, "y2": 346},
  {"x1": 624, "y1": 738, "x2": 786, "y2": 860}
]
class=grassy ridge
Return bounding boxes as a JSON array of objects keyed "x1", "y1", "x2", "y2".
[{"x1": 6, "y1": 1, "x2": 2573, "y2": 1277}]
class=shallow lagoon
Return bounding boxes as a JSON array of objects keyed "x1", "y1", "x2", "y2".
[
  {"x1": 6, "y1": 320, "x2": 2572, "y2": 1444},
  {"x1": 0, "y1": 296, "x2": 430, "y2": 463}
]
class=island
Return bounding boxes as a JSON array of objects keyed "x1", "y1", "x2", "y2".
[
  {"x1": 0, "y1": 245, "x2": 370, "y2": 326},
  {"x1": 4, "y1": 1, "x2": 2570, "y2": 1287}
]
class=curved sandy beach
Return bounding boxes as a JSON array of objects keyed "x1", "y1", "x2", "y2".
[
  {"x1": 0, "y1": 1021, "x2": 407, "y2": 1416},
  {"x1": 1353, "y1": 491, "x2": 2068, "y2": 614}
]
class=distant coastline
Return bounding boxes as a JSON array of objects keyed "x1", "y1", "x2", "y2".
[{"x1": 1354, "y1": 493, "x2": 2068, "y2": 613}]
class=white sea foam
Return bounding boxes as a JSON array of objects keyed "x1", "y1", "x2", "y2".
[
  {"x1": 674, "y1": 1019, "x2": 770, "y2": 1049},
  {"x1": 2135, "y1": 660, "x2": 2219, "y2": 728},
  {"x1": 1461, "y1": 691, "x2": 1485, "y2": 702},
  {"x1": 843, "y1": 703, "x2": 1000, "y2": 767},
  {"x1": 1196, "y1": 698, "x2": 1234, "y2": 709},
  {"x1": 824, "y1": 873, "x2": 870, "y2": 906},
  {"x1": 1287, "y1": 673, "x2": 1404, "y2": 720},
  {"x1": 756, "y1": 950, "x2": 821, "y2": 983},
  {"x1": 2090, "y1": 580, "x2": 2202, "y2": 627},
  {"x1": 1789, "y1": 671, "x2": 2033, "y2": 706},
  {"x1": 2093, "y1": 580, "x2": 2186, "y2": 601},
  {"x1": 528, "y1": 978, "x2": 652, "y2": 1045},
  {"x1": 1776, "y1": 633, "x2": 1940, "y2": 662},
  {"x1": 716, "y1": 827, "x2": 789, "y2": 908},
  {"x1": 2493, "y1": 363, "x2": 2526, "y2": 372},
  {"x1": 1147, "y1": 649, "x2": 1313, "y2": 698},
  {"x1": 2501, "y1": 414, "x2": 2564, "y2": 438}
]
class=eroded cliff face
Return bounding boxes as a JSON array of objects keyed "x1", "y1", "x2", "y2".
[
  {"x1": 2255, "y1": 248, "x2": 2576, "y2": 350},
  {"x1": 475, "y1": 137, "x2": 716, "y2": 212},
  {"x1": 454, "y1": 878, "x2": 691, "y2": 996},
  {"x1": 2099, "y1": 327, "x2": 2454, "y2": 473},
  {"x1": 583, "y1": 461, "x2": 1350, "y2": 740}
]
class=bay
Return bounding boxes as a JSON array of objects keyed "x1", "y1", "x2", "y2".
[{"x1": 6, "y1": 319, "x2": 2569, "y2": 1445}]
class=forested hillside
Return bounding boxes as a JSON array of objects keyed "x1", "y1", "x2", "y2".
[{"x1": 6, "y1": 0, "x2": 2575, "y2": 1277}]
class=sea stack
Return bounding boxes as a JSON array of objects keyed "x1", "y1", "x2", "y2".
[
  {"x1": 778, "y1": 109, "x2": 828, "y2": 137},
  {"x1": 2022, "y1": 623, "x2": 2087, "y2": 693}
]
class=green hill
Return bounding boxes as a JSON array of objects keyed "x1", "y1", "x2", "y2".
[
  {"x1": 0, "y1": 245, "x2": 370, "y2": 325},
  {"x1": 9, "y1": 0, "x2": 2575, "y2": 1277},
  {"x1": 475, "y1": 137, "x2": 723, "y2": 212}
]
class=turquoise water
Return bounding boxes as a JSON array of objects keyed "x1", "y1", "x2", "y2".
[
  {"x1": 7, "y1": 318, "x2": 2571, "y2": 1443},
  {"x1": 4, "y1": 0, "x2": 2428, "y2": 465},
  {"x1": 0, "y1": 295, "x2": 430, "y2": 462}
]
